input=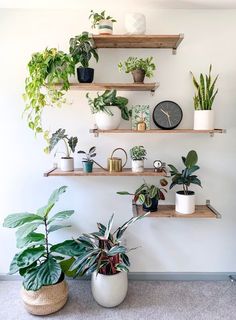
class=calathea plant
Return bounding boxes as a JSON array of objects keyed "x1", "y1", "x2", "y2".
[{"x1": 77, "y1": 146, "x2": 96, "y2": 173}]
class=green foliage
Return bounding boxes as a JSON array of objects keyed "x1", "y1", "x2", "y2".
[
  {"x1": 130, "y1": 146, "x2": 147, "y2": 160},
  {"x1": 67, "y1": 212, "x2": 149, "y2": 277},
  {"x1": 86, "y1": 89, "x2": 131, "y2": 120},
  {"x1": 89, "y1": 10, "x2": 117, "y2": 28},
  {"x1": 117, "y1": 179, "x2": 168, "y2": 208},
  {"x1": 190, "y1": 65, "x2": 219, "y2": 110},
  {"x1": 69, "y1": 32, "x2": 99, "y2": 68},
  {"x1": 23, "y1": 48, "x2": 75, "y2": 136},
  {"x1": 168, "y1": 150, "x2": 202, "y2": 195},
  {"x1": 3, "y1": 186, "x2": 75, "y2": 291},
  {"x1": 118, "y1": 57, "x2": 156, "y2": 78},
  {"x1": 77, "y1": 146, "x2": 96, "y2": 162},
  {"x1": 45, "y1": 128, "x2": 78, "y2": 157}
]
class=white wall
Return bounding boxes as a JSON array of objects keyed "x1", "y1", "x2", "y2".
[{"x1": 0, "y1": 6, "x2": 236, "y2": 274}]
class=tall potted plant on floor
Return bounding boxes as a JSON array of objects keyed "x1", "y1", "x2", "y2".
[
  {"x1": 168, "y1": 150, "x2": 202, "y2": 214},
  {"x1": 190, "y1": 64, "x2": 218, "y2": 130},
  {"x1": 3, "y1": 186, "x2": 77, "y2": 315},
  {"x1": 89, "y1": 10, "x2": 117, "y2": 35},
  {"x1": 130, "y1": 146, "x2": 147, "y2": 173}
]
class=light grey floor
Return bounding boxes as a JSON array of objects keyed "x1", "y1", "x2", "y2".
[{"x1": 0, "y1": 280, "x2": 236, "y2": 320}]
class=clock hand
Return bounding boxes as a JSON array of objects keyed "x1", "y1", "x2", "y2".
[{"x1": 160, "y1": 108, "x2": 168, "y2": 116}]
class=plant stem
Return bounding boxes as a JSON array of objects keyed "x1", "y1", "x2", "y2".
[
  {"x1": 44, "y1": 218, "x2": 49, "y2": 258},
  {"x1": 63, "y1": 138, "x2": 70, "y2": 158}
]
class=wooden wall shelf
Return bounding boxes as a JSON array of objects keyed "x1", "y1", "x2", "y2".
[
  {"x1": 92, "y1": 34, "x2": 184, "y2": 54},
  {"x1": 68, "y1": 82, "x2": 159, "y2": 92},
  {"x1": 44, "y1": 168, "x2": 167, "y2": 177},
  {"x1": 133, "y1": 200, "x2": 221, "y2": 219}
]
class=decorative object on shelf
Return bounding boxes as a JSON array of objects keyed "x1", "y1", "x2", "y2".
[
  {"x1": 118, "y1": 57, "x2": 156, "y2": 83},
  {"x1": 69, "y1": 32, "x2": 99, "y2": 83},
  {"x1": 3, "y1": 186, "x2": 76, "y2": 315},
  {"x1": 87, "y1": 90, "x2": 131, "y2": 130},
  {"x1": 107, "y1": 148, "x2": 128, "y2": 172},
  {"x1": 77, "y1": 146, "x2": 96, "y2": 173},
  {"x1": 191, "y1": 64, "x2": 218, "y2": 130},
  {"x1": 66, "y1": 212, "x2": 149, "y2": 307},
  {"x1": 45, "y1": 128, "x2": 78, "y2": 172},
  {"x1": 153, "y1": 100, "x2": 183, "y2": 130},
  {"x1": 89, "y1": 10, "x2": 116, "y2": 35},
  {"x1": 23, "y1": 48, "x2": 74, "y2": 138},
  {"x1": 130, "y1": 146, "x2": 147, "y2": 173},
  {"x1": 168, "y1": 150, "x2": 202, "y2": 214},
  {"x1": 125, "y1": 13, "x2": 146, "y2": 35},
  {"x1": 153, "y1": 160, "x2": 166, "y2": 173},
  {"x1": 117, "y1": 179, "x2": 168, "y2": 212},
  {"x1": 132, "y1": 105, "x2": 150, "y2": 131}
]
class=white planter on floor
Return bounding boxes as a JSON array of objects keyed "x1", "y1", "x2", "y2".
[
  {"x1": 98, "y1": 19, "x2": 113, "y2": 35},
  {"x1": 60, "y1": 157, "x2": 74, "y2": 172},
  {"x1": 95, "y1": 106, "x2": 121, "y2": 130},
  {"x1": 91, "y1": 271, "x2": 128, "y2": 308},
  {"x1": 125, "y1": 13, "x2": 146, "y2": 34},
  {"x1": 194, "y1": 110, "x2": 214, "y2": 130},
  {"x1": 132, "y1": 159, "x2": 144, "y2": 173},
  {"x1": 175, "y1": 191, "x2": 195, "y2": 214}
]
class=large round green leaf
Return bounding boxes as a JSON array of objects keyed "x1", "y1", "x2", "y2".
[
  {"x1": 50, "y1": 240, "x2": 84, "y2": 256},
  {"x1": 16, "y1": 221, "x2": 43, "y2": 240},
  {"x1": 3, "y1": 213, "x2": 43, "y2": 228},
  {"x1": 17, "y1": 232, "x2": 45, "y2": 249},
  {"x1": 48, "y1": 210, "x2": 74, "y2": 224},
  {"x1": 185, "y1": 150, "x2": 198, "y2": 168},
  {"x1": 17, "y1": 246, "x2": 45, "y2": 268}
]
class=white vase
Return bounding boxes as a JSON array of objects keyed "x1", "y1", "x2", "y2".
[
  {"x1": 125, "y1": 13, "x2": 146, "y2": 35},
  {"x1": 132, "y1": 160, "x2": 144, "y2": 173},
  {"x1": 194, "y1": 110, "x2": 214, "y2": 130},
  {"x1": 95, "y1": 106, "x2": 121, "y2": 130},
  {"x1": 98, "y1": 19, "x2": 113, "y2": 35},
  {"x1": 91, "y1": 272, "x2": 128, "y2": 308},
  {"x1": 175, "y1": 191, "x2": 195, "y2": 214},
  {"x1": 60, "y1": 157, "x2": 74, "y2": 172}
]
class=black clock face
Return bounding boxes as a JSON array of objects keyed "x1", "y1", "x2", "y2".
[{"x1": 153, "y1": 101, "x2": 183, "y2": 130}]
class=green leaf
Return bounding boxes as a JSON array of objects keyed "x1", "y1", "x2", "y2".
[
  {"x1": 60, "y1": 257, "x2": 76, "y2": 277},
  {"x1": 17, "y1": 232, "x2": 45, "y2": 249},
  {"x1": 48, "y1": 210, "x2": 74, "y2": 224},
  {"x1": 9, "y1": 253, "x2": 20, "y2": 274},
  {"x1": 104, "y1": 213, "x2": 114, "y2": 239},
  {"x1": 17, "y1": 246, "x2": 45, "y2": 268},
  {"x1": 115, "y1": 263, "x2": 129, "y2": 272},
  {"x1": 117, "y1": 191, "x2": 132, "y2": 195},
  {"x1": 3, "y1": 213, "x2": 43, "y2": 228},
  {"x1": 185, "y1": 150, "x2": 198, "y2": 168},
  {"x1": 51, "y1": 240, "x2": 85, "y2": 256},
  {"x1": 48, "y1": 186, "x2": 67, "y2": 206},
  {"x1": 37, "y1": 203, "x2": 54, "y2": 218},
  {"x1": 121, "y1": 253, "x2": 130, "y2": 267},
  {"x1": 107, "y1": 245, "x2": 127, "y2": 256},
  {"x1": 48, "y1": 224, "x2": 71, "y2": 233},
  {"x1": 138, "y1": 194, "x2": 145, "y2": 204},
  {"x1": 16, "y1": 222, "x2": 43, "y2": 240},
  {"x1": 69, "y1": 249, "x2": 100, "y2": 271}
]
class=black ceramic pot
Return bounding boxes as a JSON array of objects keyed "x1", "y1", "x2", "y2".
[
  {"x1": 143, "y1": 198, "x2": 158, "y2": 212},
  {"x1": 77, "y1": 67, "x2": 94, "y2": 83}
]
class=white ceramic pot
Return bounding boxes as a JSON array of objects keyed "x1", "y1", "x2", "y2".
[
  {"x1": 175, "y1": 191, "x2": 195, "y2": 214},
  {"x1": 60, "y1": 157, "x2": 74, "y2": 172},
  {"x1": 125, "y1": 13, "x2": 146, "y2": 35},
  {"x1": 98, "y1": 19, "x2": 113, "y2": 35},
  {"x1": 95, "y1": 106, "x2": 121, "y2": 130},
  {"x1": 91, "y1": 271, "x2": 128, "y2": 308},
  {"x1": 194, "y1": 110, "x2": 214, "y2": 130},
  {"x1": 132, "y1": 159, "x2": 144, "y2": 173}
]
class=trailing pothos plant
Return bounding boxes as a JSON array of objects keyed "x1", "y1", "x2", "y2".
[
  {"x1": 3, "y1": 186, "x2": 80, "y2": 291},
  {"x1": 89, "y1": 10, "x2": 116, "y2": 29},
  {"x1": 23, "y1": 48, "x2": 74, "y2": 137},
  {"x1": 118, "y1": 57, "x2": 156, "y2": 78}
]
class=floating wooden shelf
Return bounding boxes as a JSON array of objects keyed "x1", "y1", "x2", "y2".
[
  {"x1": 89, "y1": 128, "x2": 226, "y2": 137},
  {"x1": 133, "y1": 200, "x2": 221, "y2": 219},
  {"x1": 68, "y1": 82, "x2": 159, "y2": 92},
  {"x1": 44, "y1": 168, "x2": 167, "y2": 177},
  {"x1": 92, "y1": 34, "x2": 184, "y2": 54}
]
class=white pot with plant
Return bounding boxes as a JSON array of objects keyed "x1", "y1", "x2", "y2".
[
  {"x1": 191, "y1": 65, "x2": 218, "y2": 130},
  {"x1": 118, "y1": 57, "x2": 156, "y2": 83},
  {"x1": 168, "y1": 150, "x2": 202, "y2": 214},
  {"x1": 89, "y1": 10, "x2": 117, "y2": 35},
  {"x1": 130, "y1": 146, "x2": 147, "y2": 173},
  {"x1": 87, "y1": 89, "x2": 131, "y2": 130},
  {"x1": 45, "y1": 128, "x2": 78, "y2": 172},
  {"x1": 68, "y1": 213, "x2": 149, "y2": 307},
  {"x1": 3, "y1": 186, "x2": 77, "y2": 315}
]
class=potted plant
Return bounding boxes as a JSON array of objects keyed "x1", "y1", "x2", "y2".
[
  {"x1": 89, "y1": 10, "x2": 117, "y2": 35},
  {"x1": 86, "y1": 89, "x2": 131, "y2": 130},
  {"x1": 69, "y1": 31, "x2": 99, "y2": 83},
  {"x1": 168, "y1": 150, "x2": 202, "y2": 214},
  {"x1": 118, "y1": 56, "x2": 156, "y2": 83},
  {"x1": 66, "y1": 212, "x2": 149, "y2": 307},
  {"x1": 23, "y1": 48, "x2": 74, "y2": 137},
  {"x1": 77, "y1": 146, "x2": 96, "y2": 173},
  {"x1": 3, "y1": 186, "x2": 76, "y2": 315},
  {"x1": 45, "y1": 128, "x2": 78, "y2": 172},
  {"x1": 117, "y1": 179, "x2": 168, "y2": 212},
  {"x1": 190, "y1": 65, "x2": 218, "y2": 130},
  {"x1": 130, "y1": 146, "x2": 147, "y2": 173}
]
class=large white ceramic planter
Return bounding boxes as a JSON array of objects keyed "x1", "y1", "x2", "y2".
[
  {"x1": 98, "y1": 19, "x2": 113, "y2": 35},
  {"x1": 125, "y1": 13, "x2": 146, "y2": 34},
  {"x1": 91, "y1": 272, "x2": 128, "y2": 308},
  {"x1": 60, "y1": 157, "x2": 74, "y2": 172},
  {"x1": 132, "y1": 159, "x2": 144, "y2": 173},
  {"x1": 95, "y1": 106, "x2": 121, "y2": 130},
  {"x1": 194, "y1": 110, "x2": 214, "y2": 130},
  {"x1": 175, "y1": 191, "x2": 195, "y2": 214},
  {"x1": 21, "y1": 280, "x2": 68, "y2": 315}
]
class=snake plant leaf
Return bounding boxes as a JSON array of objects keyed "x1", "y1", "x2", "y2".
[
  {"x1": 16, "y1": 246, "x2": 45, "y2": 268},
  {"x1": 185, "y1": 150, "x2": 198, "y2": 168},
  {"x1": 107, "y1": 245, "x2": 127, "y2": 256},
  {"x1": 17, "y1": 232, "x2": 45, "y2": 249},
  {"x1": 48, "y1": 210, "x2": 74, "y2": 224},
  {"x1": 51, "y1": 240, "x2": 84, "y2": 256},
  {"x1": 104, "y1": 213, "x2": 114, "y2": 239},
  {"x1": 48, "y1": 224, "x2": 71, "y2": 233},
  {"x1": 16, "y1": 221, "x2": 43, "y2": 240},
  {"x1": 3, "y1": 213, "x2": 43, "y2": 228}
]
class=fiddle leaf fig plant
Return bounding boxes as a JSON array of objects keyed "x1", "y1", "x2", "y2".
[{"x1": 89, "y1": 10, "x2": 117, "y2": 29}]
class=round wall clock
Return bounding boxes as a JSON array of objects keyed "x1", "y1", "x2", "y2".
[{"x1": 153, "y1": 101, "x2": 183, "y2": 130}]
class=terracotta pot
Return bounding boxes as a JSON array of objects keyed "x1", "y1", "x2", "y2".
[{"x1": 132, "y1": 69, "x2": 145, "y2": 83}]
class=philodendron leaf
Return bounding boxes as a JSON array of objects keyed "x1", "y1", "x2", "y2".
[
  {"x1": 16, "y1": 222, "x2": 43, "y2": 240},
  {"x1": 48, "y1": 210, "x2": 74, "y2": 224},
  {"x1": 51, "y1": 240, "x2": 84, "y2": 256},
  {"x1": 17, "y1": 246, "x2": 45, "y2": 268},
  {"x1": 17, "y1": 232, "x2": 45, "y2": 249},
  {"x1": 48, "y1": 224, "x2": 71, "y2": 233},
  {"x1": 23, "y1": 257, "x2": 62, "y2": 291},
  {"x1": 3, "y1": 213, "x2": 43, "y2": 228},
  {"x1": 185, "y1": 150, "x2": 198, "y2": 168}
]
